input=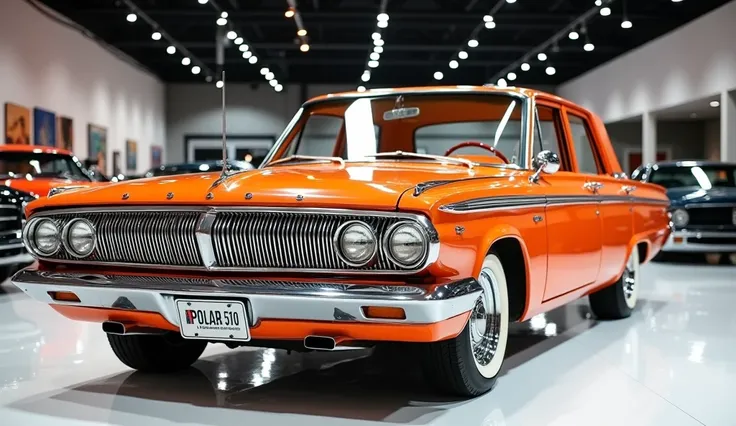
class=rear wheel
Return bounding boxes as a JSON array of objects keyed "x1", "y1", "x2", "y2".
[
  {"x1": 589, "y1": 248, "x2": 640, "y2": 319},
  {"x1": 421, "y1": 253, "x2": 509, "y2": 397},
  {"x1": 107, "y1": 332, "x2": 207, "y2": 373}
]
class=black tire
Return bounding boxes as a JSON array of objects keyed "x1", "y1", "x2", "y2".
[
  {"x1": 420, "y1": 254, "x2": 509, "y2": 397},
  {"x1": 107, "y1": 332, "x2": 208, "y2": 373},
  {"x1": 589, "y1": 248, "x2": 639, "y2": 320}
]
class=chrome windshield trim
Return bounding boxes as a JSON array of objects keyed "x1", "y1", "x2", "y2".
[{"x1": 28, "y1": 206, "x2": 440, "y2": 275}]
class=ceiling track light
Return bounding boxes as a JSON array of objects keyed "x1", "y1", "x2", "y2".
[
  {"x1": 621, "y1": 0, "x2": 633, "y2": 28},
  {"x1": 286, "y1": 0, "x2": 310, "y2": 47},
  {"x1": 357, "y1": 6, "x2": 389, "y2": 86}
]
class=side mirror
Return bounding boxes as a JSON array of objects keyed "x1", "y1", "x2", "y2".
[{"x1": 530, "y1": 150, "x2": 560, "y2": 183}]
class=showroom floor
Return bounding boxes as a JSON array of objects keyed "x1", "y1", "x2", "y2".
[{"x1": 0, "y1": 260, "x2": 733, "y2": 426}]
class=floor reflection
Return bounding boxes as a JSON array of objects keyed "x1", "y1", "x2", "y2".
[{"x1": 8, "y1": 300, "x2": 604, "y2": 424}]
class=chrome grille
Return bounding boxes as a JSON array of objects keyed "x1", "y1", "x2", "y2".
[
  {"x1": 212, "y1": 211, "x2": 400, "y2": 271},
  {"x1": 48, "y1": 211, "x2": 201, "y2": 266}
]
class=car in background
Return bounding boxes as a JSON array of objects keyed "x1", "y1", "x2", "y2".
[
  {"x1": 0, "y1": 145, "x2": 101, "y2": 196},
  {"x1": 632, "y1": 161, "x2": 736, "y2": 262},
  {"x1": 142, "y1": 160, "x2": 254, "y2": 178},
  {"x1": 0, "y1": 186, "x2": 35, "y2": 281}
]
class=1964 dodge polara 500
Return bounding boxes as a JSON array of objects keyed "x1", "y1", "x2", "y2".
[{"x1": 12, "y1": 86, "x2": 671, "y2": 396}]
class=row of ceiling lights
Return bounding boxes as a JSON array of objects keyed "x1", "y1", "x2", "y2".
[
  {"x1": 285, "y1": 1, "x2": 311, "y2": 52},
  {"x1": 357, "y1": 10, "x2": 389, "y2": 92}
]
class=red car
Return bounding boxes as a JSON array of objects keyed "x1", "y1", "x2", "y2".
[{"x1": 0, "y1": 145, "x2": 100, "y2": 197}]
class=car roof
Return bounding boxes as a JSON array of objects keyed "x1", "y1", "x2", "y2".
[
  {"x1": 0, "y1": 145, "x2": 75, "y2": 156},
  {"x1": 304, "y1": 85, "x2": 570, "y2": 107}
]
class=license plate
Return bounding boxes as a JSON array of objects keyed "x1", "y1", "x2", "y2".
[{"x1": 175, "y1": 299, "x2": 250, "y2": 342}]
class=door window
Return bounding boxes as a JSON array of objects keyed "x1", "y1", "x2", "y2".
[
  {"x1": 567, "y1": 114, "x2": 600, "y2": 174},
  {"x1": 534, "y1": 105, "x2": 571, "y2": 172}
]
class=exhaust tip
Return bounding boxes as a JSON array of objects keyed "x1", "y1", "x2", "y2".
[
  {"x1": 304, "y1": 335, "x2": 336, "y2": 351},
  {"x1": 102, "y1": 321, "x2": 126, "y2": 335}
]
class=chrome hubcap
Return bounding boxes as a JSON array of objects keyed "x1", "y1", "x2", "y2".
[
  {"x1": 623, "y1": 253, "x2": 636, "y2": 300},
  {"x1": 469, "y1": 268, "x2": 502, "y2": 367}
]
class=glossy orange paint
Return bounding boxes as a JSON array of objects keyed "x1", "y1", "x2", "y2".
[
  {"x1": 25, "y1": 85, "x2": 671, "y2": 338},
  {"x1": 0, "y1": 144, "x2": 101, "y2": 196}
]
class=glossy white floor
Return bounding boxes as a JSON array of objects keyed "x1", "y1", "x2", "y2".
[{"x1": 0, "y1": 259, "x2": 733, "y2": 426}]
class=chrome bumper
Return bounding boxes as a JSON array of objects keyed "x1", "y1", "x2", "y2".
[
  {"x1": 662, "y1": 230, "x2": 736, "y2": 252},
  {"x1": 11, "y1": 269, "x2": 481, "y2": 327},
  {"x1": 0, "y1": 251, "x2": 33, "y2": 267}
]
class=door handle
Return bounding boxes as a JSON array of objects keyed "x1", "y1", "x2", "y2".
[
  {"x1": 583, "y1": 181, "x2": 604, "y2": 193},
  {"x1": 621, "y1": 185, "x2": 637, "y2": 194}
]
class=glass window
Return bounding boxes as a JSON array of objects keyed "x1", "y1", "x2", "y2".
[
  {"x1": 534, "y1": 106, "x2": 570, "y2": 172},
  {"x1": 0, "y1": 152, "x2": 90, "y2": 181},
  {"x1": 567, "y1": 114, "x2": 600, "y2": 174},
  {"x1": 649, "y1": 164, "x2": 736, "y2": 189},
  {"x1": 269, "y1": 93, "x2": 525, "y2": 168}
]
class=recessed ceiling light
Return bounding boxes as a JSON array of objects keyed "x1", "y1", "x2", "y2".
[
  {"x1": 151, "y1": 32, "x2": 161, "y2": 41},
  {"x1": 497, "y1": 78, "x2": 508, "y2": 87},
  {"x1": 166, "y1": 45, "x2": 176, "y2": 54},
  {"x1": 710, "y1": 100, "x2": 720, "y2": 107},
  {"x1": 507, "y1": 72, "x2": 517, "y2": 81},
  {"x1": 357, "y1": 86, "x2": 366, "y2": 92},
  {"x1": 458, "y1": 51, "x2": 468, "y2": 59},
  {"x1": 434, "y1": 71, "x2": 444, "y2": 80},
  {"x1": 275, "y1": 84, "x2": 283, "y2": 92},
  {"x1": 569, "y1": 30, "x2": 579, "y2": 40},
  {"x1": 521, "y1": 62, "x2": 530, "y2": 71},
  {"x1": 537, "y1": 52, "x2": 547, "y2": 61},
  {"x1": 449, "y1": 60, "x2": 459, "y2": 69},
  {"x1": 468, "y1": 39, "x2": 479, "y2": 48},
  {"x1": 126, "y1": 13, "x2": 137, "y2": 23},
  {"x1": 621, "y1": 20, "x2": 633, "y2": 29},
  {"x1": 249, "y1": 56, "x2": 258, "y2": 64},
  {"x1": 181, "y1": 57, "x2": 191, "y2": 66},
  {"x1": 600, "y1": 7, "x2": 611, "y2": 16},
  {"x1": 545, "y1": 66, "x2": 556, "y2": 75}
]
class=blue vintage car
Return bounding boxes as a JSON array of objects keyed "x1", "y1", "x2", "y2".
[{"x1": 631, "y1": 161, "x2": 736, "y2": 256}]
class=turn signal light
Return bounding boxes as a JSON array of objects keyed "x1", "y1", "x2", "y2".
[
  {"x1": 673, "y1": 236, "x2": 684, "y2": 244},
  {"x1": 48, "y1": 291, "x2": 80, "y2": 303},
  {"x1": 362, "y1": 306, "x2": 406, "y2": 320}
]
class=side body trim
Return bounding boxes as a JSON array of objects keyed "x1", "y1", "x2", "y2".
[{"x1": 440, "y1": 194, "x2": 670, "y2": 213}]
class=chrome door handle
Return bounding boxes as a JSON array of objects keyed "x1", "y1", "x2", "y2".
[
  {"x1": 583, "y1": 181, "x2": 604, "y2": 193},
  {"x1": 621, "y1": 185, "x2": 637, "y2": 194}
]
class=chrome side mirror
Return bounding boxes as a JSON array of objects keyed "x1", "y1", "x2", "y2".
[{"x1": 529, "y1": 150, "x2": 560, "y2": 183}]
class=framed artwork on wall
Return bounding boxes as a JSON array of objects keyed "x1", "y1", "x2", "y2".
[
  {"x1": 151, "y1": 145, "x2": 162, "y2": 168},
  {"x1": 4, "y1": 103, "x2": 31, "y2": 145},
  {"x1": 33, "y1": 107, "x2": 57, "y2": 147},
  {"x1": 57, "y1": 116, "x2": 73, "y2": 151},
  {"x1": 126, "y1": 139, "x2": 137, "y2": 171},
  {"x1": 88, "y1": 124, "x2": 108, "y2": 175}
]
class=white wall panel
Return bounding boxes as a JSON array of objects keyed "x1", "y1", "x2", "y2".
[
  {"x1": 558, "y1": 1, "x2": 736, "y2": 123},
  {"x1": 0, "y1": 0, "x2": 165, "y2": 174}
]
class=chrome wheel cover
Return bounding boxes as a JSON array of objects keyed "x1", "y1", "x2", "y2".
[
  {"x1": 469, "y1": 267, "x2": 502, "y2": 369},
  {"x1": 622, "y1": 252, "x2": 636, "y2": 300}
]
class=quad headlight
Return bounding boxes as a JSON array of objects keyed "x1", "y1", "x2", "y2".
[
  {"x1": 671, "y1": 209, "x2": 689, "y2": 228},
  {"x1": 334, "y1": 221, "x2": 377, "y2": 267},
  {"x1": 24, "y1": 218, "x2": 61, "y2": 256},
  {"x1": 62, "y1": 218, "x2": 96, "y2": 257},
  {"x1": 383, "y1": 221, "x2": 428, "y2": 268}
]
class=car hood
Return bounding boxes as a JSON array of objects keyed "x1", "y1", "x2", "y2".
[
  {"x1": 667, "y1": 186, "x2": 736, "y2": 207},
  {"x1": 27, "y1": 163, "x2": 488, "y2": 214}
]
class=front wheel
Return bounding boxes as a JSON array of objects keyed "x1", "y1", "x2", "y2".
[
  {"x1": 107, "y1": 332, "x2": 208, "y2": 373},
  {"x1": 589, "y1": 247, "x2": 640, "y2": 319},
  {"x1": 420, "y1": 253, "x2": 509, "y2": 397}
]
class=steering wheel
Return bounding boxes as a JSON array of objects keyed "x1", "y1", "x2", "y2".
[{"x1": 443, "y1": 141, "x2": 510, "y2": 164}]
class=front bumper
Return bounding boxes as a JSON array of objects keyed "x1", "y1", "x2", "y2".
[
  {"x1": 11, "y1": 268, "x2": 481, "y2": 343},
  {"x1": 662, "y1": 230, "x2": 736, "y2": 252}
]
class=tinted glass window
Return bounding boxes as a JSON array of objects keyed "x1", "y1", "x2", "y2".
[
  {"x1": 534, "y1": 106, "x2": 570, "y2": 172},
  {"x1": 649, "y1": 165, "x2": 736, "y2": 189},
  {"x1": 0, "y1": 152, "x2": 89, "y2": 181}
]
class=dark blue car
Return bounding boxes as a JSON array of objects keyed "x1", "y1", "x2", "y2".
[{"x1": 631, "y1": 161, "x2": 736, "y2": 256}]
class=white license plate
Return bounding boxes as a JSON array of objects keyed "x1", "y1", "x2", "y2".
[{"x1": 175, "y1": 299, "x2": 250, "y2": 342}]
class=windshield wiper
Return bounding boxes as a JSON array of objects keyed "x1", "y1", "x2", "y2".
[
  {"x1": 266, "y1": 155, "x2": 345, "y2": 167},
  {"x1": 365, "y1": 151, "x2": 474, "y2": 169}
]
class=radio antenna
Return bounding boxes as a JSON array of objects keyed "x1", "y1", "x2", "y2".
[{"x1": 220, "y1": 70, "x2": 229, "y2": 177}]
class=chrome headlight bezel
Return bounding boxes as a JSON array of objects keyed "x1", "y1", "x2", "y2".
[
  {"x1": 62, "y1": 218, "x2": 97, "y2": 258},
  {"x1": 333, "y1": 220, "x2": 378, "y2": 267},
  {"x1": 671, "y1": 208, "x2": 689, "y2": 228},
  {"x1": 23, "y1": 217, "x2": 61, "y2": 257},
  {"x1": 382, "y1": 221, "x2": 429, "y2": 269}
]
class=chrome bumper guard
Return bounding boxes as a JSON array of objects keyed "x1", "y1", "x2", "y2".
[
  {"x1": 11, "y1": 269, "x2": 481, "y2": 327},
  {"x1": 662, "y1": 230, "x2": 736, "y2": 252}
]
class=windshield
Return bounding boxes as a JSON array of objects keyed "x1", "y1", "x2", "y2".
[
  {"x1": 0, "y1": 152, "x2": 90, "y2": 181},
  {"x1": 649, "y1": 164, "x2": 736, "y2": 189},
  {"x1": 267, "y1": 93, "x2": 527, "y2": 167}
]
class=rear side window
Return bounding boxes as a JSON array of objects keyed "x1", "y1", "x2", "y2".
[{"x1": 567, "y1": 114, "x2": 600, "y2": 174}]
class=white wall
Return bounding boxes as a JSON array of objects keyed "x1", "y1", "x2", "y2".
[
  {"x1": 558, "y1": 1, "x2": 736, "y2": 123},
  {"x1": 0, "y1": 0, "x2": 165, "y2": 174}
]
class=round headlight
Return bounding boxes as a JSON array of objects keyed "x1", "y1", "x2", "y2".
[
  {"x1": 31, "y1": 218, "x2": 61, "y2": 255},
  {"x1": 63, "y1": 218, "x2": 96, "y2": 257},
  {"x1": 384, "y1": 222, "x2": 428, "y2": 268},
  {"x1": 671, "y1": 209, "x2": 689, "y2": 228},
  {"x1": 334, "y1": 221, "x2": 377, "y2": 267}
]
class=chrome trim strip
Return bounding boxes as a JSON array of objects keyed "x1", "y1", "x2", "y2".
[
  {"x1": 683, "y1": 203, "x2": 736, "y2": 209},
  {"x1": 440, "y1": 194, "x2": 669, "y2": 213},
  {"x1": 29, "y1": 206, "x2": 440, "y2": 275},
  {"x1": 662, "y1": 230, "x2": 736, "y2": 252},
  {"x1": 0, "y1": 243, "x2": 25, "y2": 251},
  {"x1": 12, "y1": 269, "x2": 481, "y2": 326}
]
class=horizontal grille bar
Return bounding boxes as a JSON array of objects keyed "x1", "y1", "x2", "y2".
[{"x1": 686, "y1": 206, "x2": 735, "y2": 226}]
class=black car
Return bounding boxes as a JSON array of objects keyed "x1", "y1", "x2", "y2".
[
  {"x1": 142, "y1": 160, "x2": 254, "y2": 178},
  {"x1": 632, "y1": 161, "x2": 736, "y2": 258},
  {"x1": 0, "y1": 186, "x2": 36, "y2": 280}
]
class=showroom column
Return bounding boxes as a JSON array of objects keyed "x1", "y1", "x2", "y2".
[
  {"x1": 720, "y1": 90, "x2": 736, "y2": 162},
  {"x1": 642, "y1": 111, "x2": 657, "y2": 165}
]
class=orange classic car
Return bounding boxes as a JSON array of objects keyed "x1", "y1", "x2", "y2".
[
  {"x1": 0, "y1": 145, "x2": 100, "y2": 197},
  {"x1": 12, "y1": 86, "x2": 671, "y2": 396}
]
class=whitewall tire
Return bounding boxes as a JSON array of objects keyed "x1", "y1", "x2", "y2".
[
  {"x1": 589, "y1": 247, "x2": 640, "y2": 319},
  {"x1": 421, "y1": 253, "x2": 509, "y2": 396}
]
